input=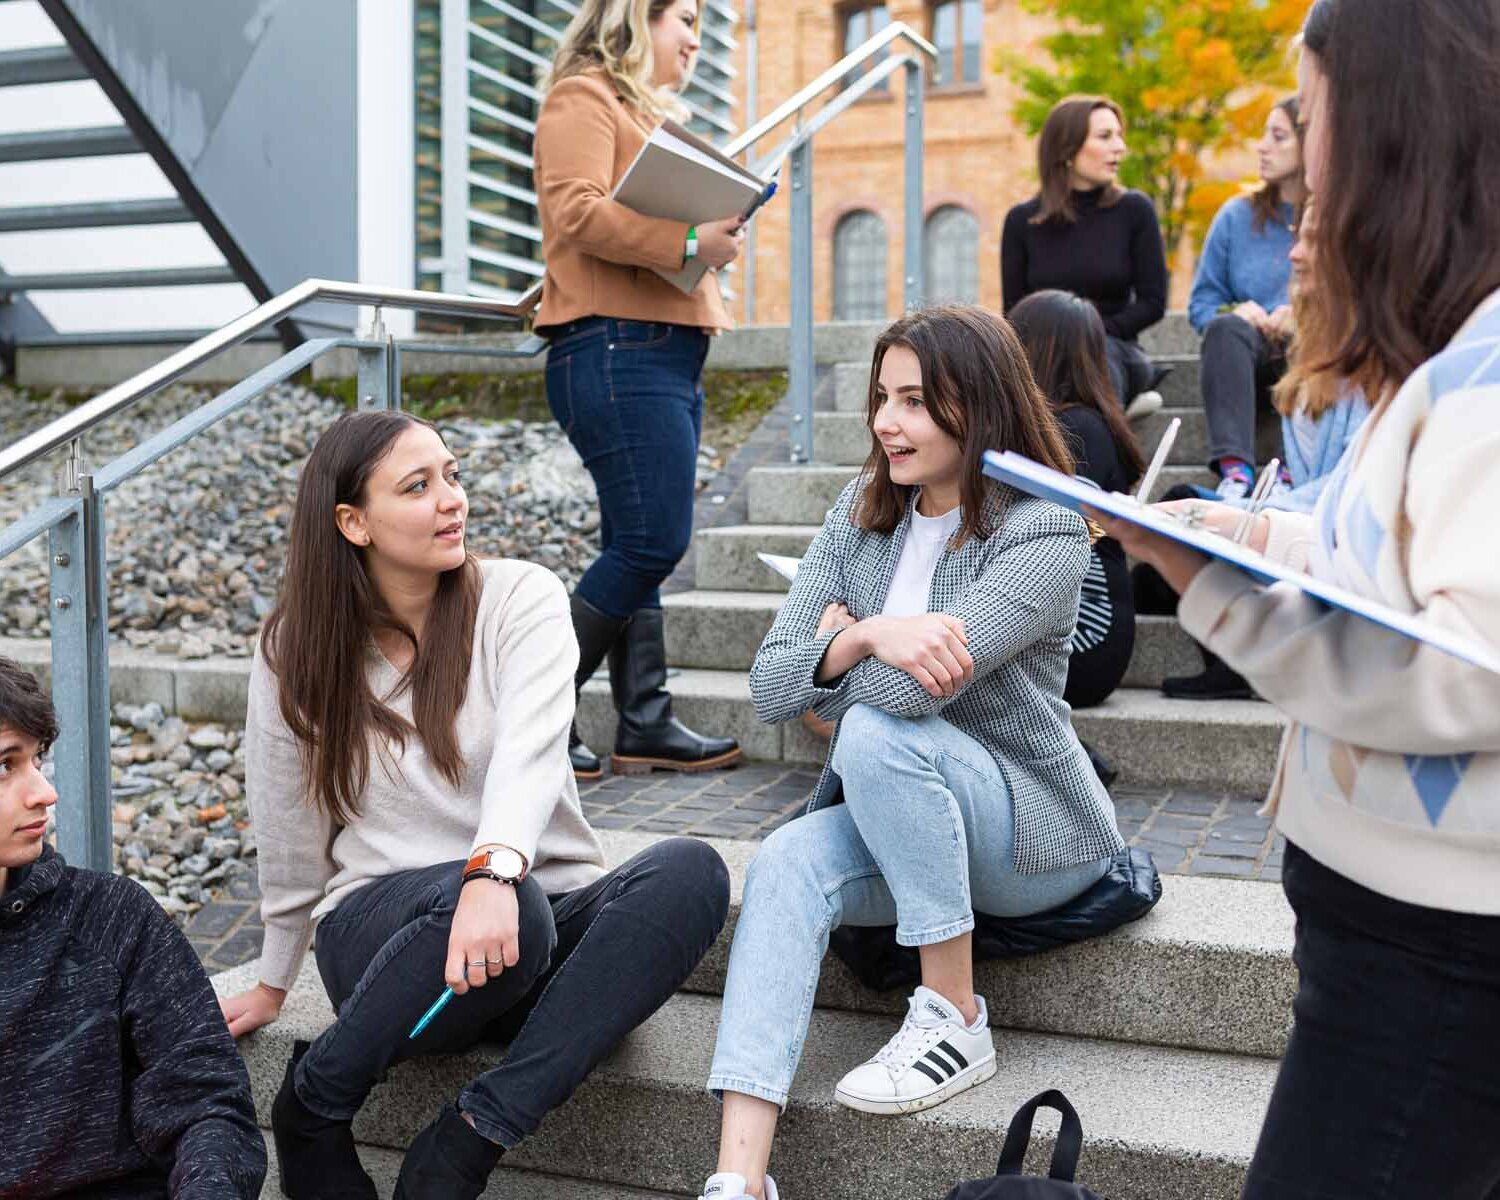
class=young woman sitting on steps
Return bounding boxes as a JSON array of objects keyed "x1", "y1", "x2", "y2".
[
  {"x1": 698, "y1": 306, "x2": 1123, "y2": 1200},
  {"x1": 217, "y1": 410, "x2": 730, "y2": 1200}
]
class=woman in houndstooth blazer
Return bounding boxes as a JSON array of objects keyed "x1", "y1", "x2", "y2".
[{"x1": 697, "y1": 307, "x2": 1124, "y2": 1200}]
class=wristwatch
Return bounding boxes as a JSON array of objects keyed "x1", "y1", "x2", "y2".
[{"x1": 462, "y1": 845, "x2": 529, "y2": 887}]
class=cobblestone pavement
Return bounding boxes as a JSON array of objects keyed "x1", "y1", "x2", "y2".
[{"x1": 188, "y1": 760, "x2": 1282, "y2": 971}]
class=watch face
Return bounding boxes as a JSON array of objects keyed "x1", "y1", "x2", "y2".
[{"x1": 488, "y1": 847, "x2": 526, "y2": 879}]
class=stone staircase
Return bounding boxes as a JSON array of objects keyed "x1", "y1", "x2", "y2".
[
  {"x1": 218, "y1": 828, "x2": 1293, "y2": 1199},
  {"x1": 217, "y1": 314, "x2": 1298, "y2": 1198}
]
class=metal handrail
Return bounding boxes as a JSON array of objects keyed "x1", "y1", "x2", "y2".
[
  {"x1": 0, "y1": 277, "x2": 541, "y2": 483},
  {"x1": 753, "y1": 51, "x2": 918, "y2": 177},
  {"x1": 723, "y1": 21, "x2": 937, "y2": 161}
]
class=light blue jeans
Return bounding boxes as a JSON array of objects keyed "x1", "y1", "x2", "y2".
[{"x1": 707, "y1": 704, "x2": 1112, "y2": 1107}]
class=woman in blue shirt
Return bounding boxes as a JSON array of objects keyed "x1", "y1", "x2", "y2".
[{"x1": 1187, "y1": 98, "x2": 1306, "y2": 499}]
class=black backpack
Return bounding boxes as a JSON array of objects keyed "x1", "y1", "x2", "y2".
[{"x1": 943, "y1": 1090, "x2": 1106, "y2": 1199}]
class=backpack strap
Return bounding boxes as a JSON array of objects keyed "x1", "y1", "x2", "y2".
[{"x1": 995, "y1": 1089, "x2": 1084, "y2": 1181}]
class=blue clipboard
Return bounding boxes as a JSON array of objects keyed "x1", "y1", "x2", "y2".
[{"x1": 982, "y1": 449, "x2": 1500, "y2": 676}]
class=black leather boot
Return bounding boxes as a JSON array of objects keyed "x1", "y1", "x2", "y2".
[
  {"x1": 393, "y1": 1104, "x2": 503, "y2": 1200},
  {"x1": 609, "y1": 607, "x2": 742, "y2": 775},
  {"x1": 569, "y1": 593, "x2": 627, "y2": 779},
  {"x1": 1163, "y1": 647, "x2": 1257, "y2": 701},
  {"x1": 1082, "y1": 740, "x2": 1118, "y2": 789},
  {"x1": 270, "y1": 1041, "x2": 377, "y2": 1200}
]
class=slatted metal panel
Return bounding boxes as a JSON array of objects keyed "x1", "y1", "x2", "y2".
[{"x1": 415, "y1": 0, "x2": 737, "y2": 303}]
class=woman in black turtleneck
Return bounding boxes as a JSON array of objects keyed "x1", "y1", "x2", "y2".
[{"x1": 1002, "y1": 95, "x2": 1169, "y2": 420}]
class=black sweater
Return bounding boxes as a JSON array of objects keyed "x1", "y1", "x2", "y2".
[
  {"x1": 1001, "y1": 188, "x2": 1168, "y2": 340},
  {"x1": 1058, "y1": 404, "x2": 1137, "y2": 570},
  {"x1": 0, "y1": 848, "x2": 265, "y2": 1199}
]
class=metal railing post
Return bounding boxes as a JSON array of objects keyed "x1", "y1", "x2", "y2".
[
  {"x1": 440, "y1": 0, "x2": 470, "y2": 297},
  {"x1": 787, "y1": 138, "x2": 815, "y2": 465},
  {"x1": 48, "y1": 470, "x2": 112, "y2": 873},
  {"x1": 903, "y1": 59, "x2": 925, "y2": 312},
  {"x1": 357, "y1": 307, "x2": 394, "y2": 410}
]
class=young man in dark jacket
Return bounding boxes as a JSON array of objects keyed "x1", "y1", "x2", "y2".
[{"x1": 0, "y1": 656, "x2": 266, "y2": 1199}]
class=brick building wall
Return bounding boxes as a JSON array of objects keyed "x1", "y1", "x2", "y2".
[
  {"x1": 727, "y1": 0, "x2": 1226, "y2": 326},
  {"x1": 731, "y1": 0, "x2": 1057, "y2": 325}
]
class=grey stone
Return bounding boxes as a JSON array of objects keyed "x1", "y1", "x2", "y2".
[
  {"x1": 179, "y1": 853, "x2": 212, "y2": 876},
  {"x1": 188, "y1": 726, "x2": 229, "y2": 750},
  {"x1": 202, "y1": 836, "x2": 241, "y2": 862}
]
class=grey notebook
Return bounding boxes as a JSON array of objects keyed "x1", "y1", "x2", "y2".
[{"x1": 613, "y1": 120, "x2": 777, "y2": 294}]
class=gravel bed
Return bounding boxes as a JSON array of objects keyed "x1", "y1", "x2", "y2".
[{"x1": 0, "y1": 383, "x2": 723, "y2": 657}]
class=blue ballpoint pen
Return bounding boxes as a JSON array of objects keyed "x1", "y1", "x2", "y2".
[{"x1": 408, "y1": 986, "x2": 455, "y2": 1039}]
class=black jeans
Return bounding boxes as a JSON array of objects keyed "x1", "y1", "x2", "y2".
[
  {"x1": 1104, "y1": 335, "x2": 1156, "y2": 408},
  {"x1": 295, "y1": 838, "x2": 729, "y2": 1148},
  {"x1": 544, "y1": 317, "x2": 710, "y2": 620},
  {"x1": 1243, "y1": 842, "x2": 1500, "y2": 1199},
  {"x1": 1199, "y1": 313, "x2": 1287, "y2": 471}
]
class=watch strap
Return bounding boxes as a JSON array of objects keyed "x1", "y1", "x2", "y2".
[{"x1": 462, "y1": 846, "x2": 528, "y2": 884}]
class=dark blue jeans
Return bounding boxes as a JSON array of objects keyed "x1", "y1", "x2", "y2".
[
  {"x1": 294, "y1": 838, "x2": 729, "y2": 1149},
  {"x1": 1243, "y1": 842, "x2": 1500, "y2": 1199},
  {"x1": 544, "y1": 317, "x2": 710, "y2": 620}
]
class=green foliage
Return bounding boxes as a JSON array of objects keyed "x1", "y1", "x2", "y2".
[
  {"x1": 1000, "y1": 0, "x2": 1311, "y2": 253},
  {"x1": 310, "y1": 368, "x2": 788, "y2": 447}
]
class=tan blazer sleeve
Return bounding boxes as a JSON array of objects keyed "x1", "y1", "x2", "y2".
[{"x1": 535, "y1": 76, "x2": 691, "y2": 274}]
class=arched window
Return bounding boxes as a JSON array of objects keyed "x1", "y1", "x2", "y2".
[
  {"x1": 923, "y1": 205, "x2": 980, "y2": 304},
  {"x1": 833, "y1": 210, "x2": 888, "y2": 321}
]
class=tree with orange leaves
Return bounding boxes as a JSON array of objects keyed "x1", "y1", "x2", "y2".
[{"x1": 1001, "y1": 0, "x2": 1311, "y2": 256}]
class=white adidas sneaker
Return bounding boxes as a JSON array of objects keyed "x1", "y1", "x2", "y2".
[
  {"x1": 701, "y1": 1171, "x2": 780, "y2": 1200},
  {"x1": 833, "y1": 986, "x2": 997, "y2": 1116}
]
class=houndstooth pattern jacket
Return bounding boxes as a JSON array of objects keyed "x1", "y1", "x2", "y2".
[{"x1": 750, "y1": 477, "x2": 1124, "y2": 875}]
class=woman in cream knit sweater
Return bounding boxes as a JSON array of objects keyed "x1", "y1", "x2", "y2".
[
  {"x1": 217, "y1": 411, "x2": 729, "y2": 1200},
  {"x1": 1103, "y1": 2, "x2": 1500, "y2": 1195}
]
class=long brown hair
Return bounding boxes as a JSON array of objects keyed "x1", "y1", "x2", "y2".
[
  {"x1": 1273, "y1": 201, "x2": 1345, "y2": 419},
  {"x1": 853, "y1": 305, "x2": 1076, "y2": 545},
  {"x1": 1302, "y1": 0, "x2": 1500, "y2": 405},
  {"x1": 1249, "y1": 97, "x2": 1303, "y2": 233},
  {"x1": 261, "y1": 410, "x2": 483, "y2": 824},
  {"x1": 1009, "y1": 290, "x2": 1146, "y2": 483},
  {"x1": 1032, "y1": 96, "x2": 1126, "y2": 226}
]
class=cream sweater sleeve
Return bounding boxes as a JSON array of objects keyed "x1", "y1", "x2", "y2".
[
  {"x1": 471, "y1": 565, "x2": 579, "y2": 865},
  {"x1": 244, "y1": 650, "x2": 335, "y2": 991},
  {"x1": 1179, "y1": 397, "x2": 1500, "y2": 755}
]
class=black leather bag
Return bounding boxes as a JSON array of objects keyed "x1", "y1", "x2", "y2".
[
  {"x1": 830, "y1": 848, "x2": 1161, "y2": 992},
  {"x1": 943, "y1": 1090, "x2": 1105, "y2": 1198}
]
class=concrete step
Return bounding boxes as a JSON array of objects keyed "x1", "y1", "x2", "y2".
[
  {"x1": 223, "y1": 827, "x2": 1293, "y2": 1062},
  {"x1": 220, "y1": 822, "x2": 1291, "y2": 1066},
  {"x1": 221, "y1": 969, "x2": 1276, "y2": 1200},
  {"x1": 261, "y1": 1137, "x2": 687, "y2": 1198},
  {"x1": 747, "y1": 464, "x2": 1218, "y2": 525},
  {"x1": 663, "y1": 593, "x2": 1202, "y2": 689},
  {"x1": 693, "y1": 524, "x2": 821, "y2": 592},
  {"x1": 578, "y1": 669, "x2": 1282, "y2": 792}
]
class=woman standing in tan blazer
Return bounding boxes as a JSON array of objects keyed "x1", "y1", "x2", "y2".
[{"x1": 534, "y1": 0, "x2": 747, "y2": 779}]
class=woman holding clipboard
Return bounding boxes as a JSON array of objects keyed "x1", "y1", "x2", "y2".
[
  {"x1": 534, "y1": 0, "x2": 747, "y2": 779},
  {"x1": 1099, "y1": 1, "x2": 1500, "y2": 1193}
]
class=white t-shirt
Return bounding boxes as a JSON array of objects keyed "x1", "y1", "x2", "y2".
[{"x1": 881, "y1": 504, "x2": 962, "y2": 618}]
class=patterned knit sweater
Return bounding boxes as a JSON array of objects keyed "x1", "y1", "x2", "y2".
[{"x1": 1178, "y1": 288, "x2": 1500, "y2": 914}]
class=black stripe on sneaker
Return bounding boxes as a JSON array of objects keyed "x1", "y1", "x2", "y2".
[
  {"x1": 922, "y1": 1049, "x2": 958, "y2": 1079},
  {"x1": 911, "y1": 1058, "x2": 948, "y2": 1087},
  {"x1": 934, "y1": 1038, "x2": 969, "y2": 1071}
]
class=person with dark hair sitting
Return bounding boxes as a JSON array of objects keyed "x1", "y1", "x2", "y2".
[
  {"x1": 1010, "y1": 289, "x2": 1144, "y2": 713},
  {"x1": 0, "y1": 656, "x2": 266, "y2": 1199},
  {"x1": 1187, "y1": 98, "x2": 1308, "y2": 501},
  {"x1": 1002, "y1": 95, "x2": 1170, "y2": 422}
]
